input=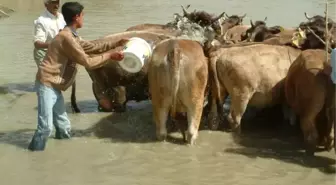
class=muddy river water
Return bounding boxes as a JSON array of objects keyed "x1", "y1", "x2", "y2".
[{"x1": 0, "y1": 0, "x2": 335, "y2": 184}]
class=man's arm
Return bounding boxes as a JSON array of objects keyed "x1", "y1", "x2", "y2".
[
  {"x1": 33, "y1": 21, "x2": 49, "y2": 49},
  {"x1": 79, "y1": 37, "x2": 129, "y2": 55},
  {"x1": 62, "y1": 35, "x2": 114, "y2": 70}
]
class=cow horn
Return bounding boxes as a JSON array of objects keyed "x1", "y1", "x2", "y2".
[
  {"x1": 240, "y1": 13, "x2": 247, "y2": 19},
  {"x1": 173, "y1": 13, "x2": 182, "y2": 20},
  {"x1": 250, "y1": 19, "x2": 254, "y2": 27},
  {"x1": 212, "y1": 12, "x2": 226, "y2": 23},
  {"x1": 304, "y1": 12, "x2": 312, "y2": 20},
  {"x1": 181, "y1": 5, "x2": 190, "y2": 17},
  {"x1": 264, "y1": 16, "x2": 268, "y2": 22},
  {"x1": 224, "y1": 12, "x2": 230, "y2": 18},
  {"x1": 223, "y1": 30, "x2": 228, "y2": 41},
  {"x1": 186, "y1": 4, "x2": 191, "y2": 9}
]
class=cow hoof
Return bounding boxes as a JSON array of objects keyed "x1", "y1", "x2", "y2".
[
  {"x1": 305, "y1": 149, "x2": 315, "y2": 156},
  {"x1": 318, "y1": 135, "x2": 333, "y2": 151},
  {"x1": 186, "y1": 132, "x2": 197, "y2": 146},
  {"x1": 182, "y1": 132, "x2": 187, "y2": 143},
  {"x1": 187, "y1": 139, "x2": 196, "y2": 146},
  {"x1": 156, "y1": 134, "x2": 167, "y2": 142},
  {"x1": 156, "y1": 130, "x2": 167, "y2": 142},
  {"x1": 207, "y1": 116, "x2": 219, "y2": 130},
  {"x1": 305, "y1": 144, "x2": 316, "y2": 156},
  {"x1": 232, "y1": 125, "x2": 242, "y2": 135},
  {"x1": 71, "y1": 106, "x2": 80, "y2": 113}
]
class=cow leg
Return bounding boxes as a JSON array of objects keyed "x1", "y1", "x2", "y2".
[
  {"x1": 227, "y1": 91, "x2": 252, "y2": 134},
  {"x1": 186, "y1": 97, "x2": 205, "y2": 145},
  {"x1": 207, "y1": 85, "x2": 227, "y2": 130},
  {"x1": 300, "y1": 114, "x2": 318, "y2": 155},
  {"x1": 334, "y1": 122, "x2": 336, "y2": 153},
  {"x1": 174, "y1": 113, "x2": 188, "y2": 142},
  {"x1": 153, "y1": 104, "x2": 169, "y2": 142},
  {"x1": 316, "y1": 107, "x2": 333, "y2": 151},
  {"x1": 282, "y1": 103, "x2": 296, "y2": 126}
]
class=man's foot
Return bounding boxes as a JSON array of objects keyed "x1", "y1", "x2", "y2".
[
  {"x1": 55, "y1": 128, "x2": 71, "y2": 140},
  {"x1": 28, "y1": 132, "x2": 48, "y2": 151}
]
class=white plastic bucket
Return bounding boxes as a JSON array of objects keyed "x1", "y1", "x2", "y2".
[{"x1": 118, "y1": 37, "x2": 152, "y2": 73}]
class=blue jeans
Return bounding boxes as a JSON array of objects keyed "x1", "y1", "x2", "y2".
[{"x1": 28, "y1": 81, "x2": 71, "y2": 151}]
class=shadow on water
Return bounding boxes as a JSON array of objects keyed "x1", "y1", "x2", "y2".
[
  {"x1": 65, "y1": 99, "x2": 99, "y2": 114},
  {"x1": 0, "y1": 82, "x2": 35, "y2": 94},
  {"x1": 0, "y1": 129, "x2": 35, "y2": 149},
  {"x1": 80, "y1": 107, "x2": 203, "y2": 145},
  {"x1": 224, "y1": 105, "x2": 336, "y2": 174}
]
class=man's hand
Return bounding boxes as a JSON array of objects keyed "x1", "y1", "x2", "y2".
[
  {"x1": 34, "y1": 41, "x2": 50, "y2": 49},
  {"x1": 108, "y1": 51, "x2": 124, "y2": 61}
]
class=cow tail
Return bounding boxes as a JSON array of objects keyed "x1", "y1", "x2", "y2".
[
  {"x1": 210, "y1": 57, "x2": 222, "y2": 104},
  {"x1": 70, "y1": 81, "x2": 80, "y2": 113},
  {"x1": 168, "y1": 40, "x2": 181, "y2": 119}
]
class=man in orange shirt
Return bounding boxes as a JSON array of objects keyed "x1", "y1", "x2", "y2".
[{"x1": 28, "y1": 1, "x2": 128, "y2": 151}]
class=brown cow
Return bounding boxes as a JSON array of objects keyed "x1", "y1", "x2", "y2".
[
  {"x1": 206, "y1": 43, "x2": 301, "y2": 131},
  {"x1": 241, "y1": 18, "x2": 297, "y2": 43},
  {"x1": 284, "y1": 49, "x2": 334, "y2": 155},
  {"x1": 148, "y1": 39, "x2": 209, "y2": 145},
  {"x1": 70, "y1": 31, "x2": 174, "y2": 112}
]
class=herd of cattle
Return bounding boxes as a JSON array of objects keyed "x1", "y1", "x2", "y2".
[{"x1": 69, "y1": 6, "x2": 336, "y2": 156}]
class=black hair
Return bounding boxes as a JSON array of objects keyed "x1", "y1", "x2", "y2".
[{"x1": 61, "y1": 2, "x2": 84, "y2": 25}]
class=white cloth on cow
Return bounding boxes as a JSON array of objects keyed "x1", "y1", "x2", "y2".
[
  {"x1": 33, "y1": 10, "x2": 66, "y2": 66},
  {"x1": 331, "y1": 48, "x2": 336, "y2": 84}
]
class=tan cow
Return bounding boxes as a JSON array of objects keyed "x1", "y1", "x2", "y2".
[
  {"x1": 218, "y1": 13, "x2": 247, "y2": 35},
  {"x1": 284, "y1": 49, "x2": 335, "y2": 155},
  {"x1": 206, "y1": 43, "x2": 302, "y2": 131},
  {"x1": 148, "y1": 39, "x2": 209, "y2": 145}
]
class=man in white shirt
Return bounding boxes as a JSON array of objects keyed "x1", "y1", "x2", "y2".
[
  {"x1": 33, "y1": 0, "x2": 66, "y2": 66},
  {"x1": 331, "y1": 48, "x2": 336, "y2": 84}
]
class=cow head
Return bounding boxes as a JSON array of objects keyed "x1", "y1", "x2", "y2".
[
  {"x1": 300, "y1": 12, "x2": 334, "y2": 28},
  {"x1": 242, "y1": 17, "x2": 284, "y2": 42},
  {"x1": 181, "y1": 5, "x2": 225, "y2": 35},
  {"x1": 166, "y1": 5, "x2": 191, "y2": 27},
  {"x1": 219, "y1": 13, "x2": 246, "y2": 35},
  {"x1": 174, "y1": 7, "x2": 220, "y2": 45},
  {"x1": 96, "y1": 86, "x2": 127, "y2": 112},
  {"x1": 293, "y1": 12, "x2": 336, "y2": 50},
  {"x1": 175, "y1": 19, "x2": 216, "y2": 45}
]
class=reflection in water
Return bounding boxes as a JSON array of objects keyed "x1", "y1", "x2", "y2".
[{"x1": 0, "y1": 0, "x2": 335, "y2": 184}]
